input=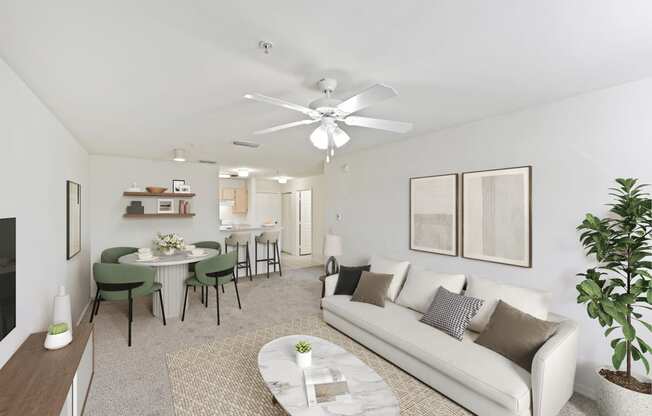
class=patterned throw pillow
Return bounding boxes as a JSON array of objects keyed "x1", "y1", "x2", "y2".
[{"x1": 420, "y1": 287, "x2": 484, "y2": 340}]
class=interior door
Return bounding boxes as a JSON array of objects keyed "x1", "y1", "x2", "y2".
[{"x1": 299, "y1": 189, "x2": 312, "y2": 255}]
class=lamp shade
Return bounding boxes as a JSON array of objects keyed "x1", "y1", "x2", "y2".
[{"x1": 323, "y1": 234, "x2": 343, "y2": 257}]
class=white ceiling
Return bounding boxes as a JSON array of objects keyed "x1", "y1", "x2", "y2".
[{"x1": 2, "y1": 1, "x2": 652, "y2": 177}]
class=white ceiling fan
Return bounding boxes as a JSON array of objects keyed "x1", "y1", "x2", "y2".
[{"x1": 244, "y1": 78, "x2": 413, "y2": 162}]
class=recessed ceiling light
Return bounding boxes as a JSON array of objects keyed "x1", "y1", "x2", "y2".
[
  {"x1": 172, "y1": 148, "x2": 186, "y2": 162},
  {"x1": 277, "y1": 177, "x2": 288, "y2": 184},
  {"x1": 237, "y1": 168, "x2": 250, "y2": 178}
]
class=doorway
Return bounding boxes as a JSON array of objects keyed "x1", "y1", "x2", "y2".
[{"x1": 280, "y1": 189, "x2": 312, "y2": 256}]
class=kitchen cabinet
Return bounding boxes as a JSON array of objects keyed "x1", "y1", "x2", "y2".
[
  {"x1": 233, "y1": 188, "x2": 248, "y2": 213},
  {"x1": 221, "y1": 188, "x2": 235, "y2": 200}
]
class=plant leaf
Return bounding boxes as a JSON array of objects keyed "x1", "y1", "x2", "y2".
[
  {"x1": 623, "y1": 322, "x2": 636, "y2": 341},
  {"x1": 612, "y1": 341, "x2": 627, "y2": 370}
]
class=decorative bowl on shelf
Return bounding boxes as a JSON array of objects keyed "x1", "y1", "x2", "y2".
[{"x1": 146, "y1": 186, "x2": 167, "y2": 194}]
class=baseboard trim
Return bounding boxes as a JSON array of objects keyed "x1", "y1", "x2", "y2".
[
  {"x1": 76, "y1": 298, "x2": 92, "y2": 326},
  {"x1": 574, "y1": 382, "x2": 596, "y2": 400}
]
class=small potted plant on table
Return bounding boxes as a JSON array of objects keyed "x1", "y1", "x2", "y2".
[
  {"x1": 295, "y1": 340, "x2": 312, "y2": 368},
  {"x1": 576, "y1": 178, "x2": 652, "y2": 415}
]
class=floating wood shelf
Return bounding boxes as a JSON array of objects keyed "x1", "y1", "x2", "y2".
[
  {"x1": 123, "y1": 192, "x2": 195, "y2": 198},
  {"x1": 123, "y1": 213, "x2": 196, "y2": 218}
]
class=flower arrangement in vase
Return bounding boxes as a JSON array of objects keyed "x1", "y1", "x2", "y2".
[
  {"x1": 154, "y1": 232, "x2": 184, "y2": 255},
  {"x1": 295, "y1": 340, "x2": 312, "y2": 368}
]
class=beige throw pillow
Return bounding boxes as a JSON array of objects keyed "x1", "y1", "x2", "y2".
[
  {"x1": 475, "y1": 301, "x2": 559, "y2": 371},
  {"x1": 351, "y1": 271, "x2": 394, "y2": 307}
]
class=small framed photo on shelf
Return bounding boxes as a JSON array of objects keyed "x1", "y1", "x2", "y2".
[
  {"x1": 179, "y1": 184, "x2": 191, "y2": 193},
  {"x1": 157, "y1": 199, "x2": 174, "y2": 214},
  {"x1": 172, "y1": 179, "x2": 185, "y2": 193}
]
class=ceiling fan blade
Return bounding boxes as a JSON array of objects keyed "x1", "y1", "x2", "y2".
[
  {"x1": 253, "y1": 119, "x2": 319, "y2": 135},
  {"x1": 244, "y1": 93, "x2": 320, "y2": 118},
  {"x1": 336, "y1": 84, "x2": 398, "y2": 114},
  {"x1": 343, "y1": 116, "x2": 413, "y2": 133}
]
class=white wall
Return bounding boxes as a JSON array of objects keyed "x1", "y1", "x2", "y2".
[
  {"x1": 0, "y1": 58, "x2": 90, "y2": 368},
  {"x1": 324, "y1": 77, "x2": 652, "y2": 397},
  {"x1": 282, "y1": 175, "x2": 326, "y2": 263},
  {"x1": 89, "y1": 156, "x2": 220, "y2": 275}
]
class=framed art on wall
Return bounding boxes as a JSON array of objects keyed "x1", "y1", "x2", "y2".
[
  {"x1": 66, "y1": 180, "x2": 81, "y2": 260},
  {"x1": 172, "y1": 179, "x2": 185, "y2": 193},
  {"x1": 462, "y1": 166, "x2": 532, "y2": 267},
  {"x1": 410, "y1": 173, "x2": 458, "y2": 256}
]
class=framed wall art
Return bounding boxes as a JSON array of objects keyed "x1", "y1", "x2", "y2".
[
  {"x1": 66, "y1": 180, "x2": 81, "y2": 259},
  {"x1": 410, "y1": 173, "x2": 458, "y2": 256},
  {"x1": 462, "y1": 166, "x2": 531, "y2": 267}
]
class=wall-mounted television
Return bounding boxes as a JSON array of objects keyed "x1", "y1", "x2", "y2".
[{"x1": 0, "y1": 217, "x2": 16, "y2": 341}]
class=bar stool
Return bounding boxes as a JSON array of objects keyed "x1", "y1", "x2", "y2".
[
  {"x1": 255, "y1": 231, "x2": 282, "y2": 278},
  {"x1": 224, "y1": 232, "x2": 252, "y2": 281}
]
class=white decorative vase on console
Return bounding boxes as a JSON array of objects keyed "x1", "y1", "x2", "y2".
[
  {"x1": 596, "y1": 368, "x2": 652, "y2": 415},
  {"x1": 296, "y1": 350, "x2": 312, "y2": 368},
  {"x1": 163, "y1": 248, "x2": 175, "y2": 256}
]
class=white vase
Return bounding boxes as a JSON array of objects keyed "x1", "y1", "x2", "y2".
[
  {"x1": 162, "y1": 248, "x2": 175, "y2": 256},
  {"x1": 596, "y1": 367, "x2": 652, "y2": 415},
  {"x1": 52, "y1": 286, "x2": 72, "y2": 337},
  {"x1": 296, "y1": 351, "x2": 312, "y2": 368},
  {"x1": 44, "y1": 329, "x2": 73, "y2": 350}
]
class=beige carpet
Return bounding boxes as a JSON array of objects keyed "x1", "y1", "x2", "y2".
[{"x1": 167, "y1": 316, "x2": 471, "y2": 416}]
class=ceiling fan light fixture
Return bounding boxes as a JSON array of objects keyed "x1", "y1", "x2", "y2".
[
  {"x1": 309, "y1": 125, "x2": 350, "y2": 150},
  {"x1": 310, "y1": 125, "x2": 329, "y2": 150},
  {"x1": 277, "y1": 177, "x2": 288, "y2": 184}
]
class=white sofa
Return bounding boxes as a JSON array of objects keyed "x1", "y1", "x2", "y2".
[{"x1": 322, "y1": 273, "x2": 578, "y2": 416}]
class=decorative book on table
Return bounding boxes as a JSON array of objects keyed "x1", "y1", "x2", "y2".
[{"x1": 303, "y1": 367, "x2": 351, "y2": 407}]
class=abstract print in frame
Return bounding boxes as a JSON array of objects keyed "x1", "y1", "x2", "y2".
[
  {"x1": 410, "y1": 173, "x2": 458, "y2": 256},
  {"x1": 462, "y1": 166, "x2": 531, "y2": 267},
  {"x1": 66, "y1": 180, "x2": 81, "y2": 260}
]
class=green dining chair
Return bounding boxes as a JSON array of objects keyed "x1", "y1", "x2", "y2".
[
  {"x1": 182, "y1": 251, "x2": 240, "y2": 325},
  {"x1": 101, "y1": 247, "x2": 138, "y2": 264},
  {"x1": 91, "y1": 263, "x2": 166, "y2": 346},
  {"x1": 188, "y1": 241, "x2": 223, "y2": 302}
]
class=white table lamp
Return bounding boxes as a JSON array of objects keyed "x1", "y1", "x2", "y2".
[{"x1": 323, "y1": 234, "x2": 343, "y2": 275}]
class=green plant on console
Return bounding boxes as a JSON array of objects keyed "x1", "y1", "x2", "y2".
[
  {"x1": 295, "y1": 340, "x2": 312, "y2": 353},
  {"x1": 577, "y1": 178, "x2": 652, "y2": 387},
  {"x1": 48, "y1": 322, "x2": 69, "y2": 335}
]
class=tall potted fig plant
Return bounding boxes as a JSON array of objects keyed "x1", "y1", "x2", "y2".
[{"x1": 577, "y1": 178, "x2": 652, "y2": 415}]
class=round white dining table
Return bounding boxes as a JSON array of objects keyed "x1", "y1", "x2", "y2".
[{"x1": 118, "y1": 248, "x2": 220, "y2": 319}]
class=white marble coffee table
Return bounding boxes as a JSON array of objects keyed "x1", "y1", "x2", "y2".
[{"x1": 258, "y1": 335, "x2": 399, "y2": 415}]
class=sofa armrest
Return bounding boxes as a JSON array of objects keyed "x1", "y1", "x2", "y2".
[
  {"x1": 324, "y1": 274, "x2": 339, "y2": 297},
  {"x1": 531, "y1": 317, "x2": 578, "y2": 416}
]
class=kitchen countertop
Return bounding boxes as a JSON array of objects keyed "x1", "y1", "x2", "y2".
[{"x1": 219, "y1": 224, "x2": 282, "y2": 232}]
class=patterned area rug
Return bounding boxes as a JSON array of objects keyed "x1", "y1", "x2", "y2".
[{"x1": 166, "y1": 316, "x2": 471, "y2": 415}]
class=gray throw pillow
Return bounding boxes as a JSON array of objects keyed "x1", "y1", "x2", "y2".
[
  {"x1": 475, "y1": 300, "x2": 559, "y2": 371},
  {"x1": 350, "y1": 271, "x2": 394, "y2": 307},
  {"x1": 420, "y1": 287, "x2": 483, "y2": 340}
]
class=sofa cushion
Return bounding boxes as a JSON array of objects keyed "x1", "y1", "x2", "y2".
[
  {"x1": 351, "y1": 271, "x2": 394, "y2": 307},
  {"x1": 465, "y1": 275, "x2": 550, "y2": 333},
  {"x1": 476, "y1": 300, "x2": 560, "y2": 371},
  {"x1": 334, "y1": 265, "x2": 371, "y2": 295},
  {"x1": 369, "y1": 255, "x2": 410, "y2": 301},
  {"x1": 322, "y1": 295, "x2": 531, "y2": 413},
  {"x1": 396, "y1": 269, "x2": 466, "y2": 313},
  {"x1": 420, "y1": 288, "x2": 483, "y2": 340}
]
